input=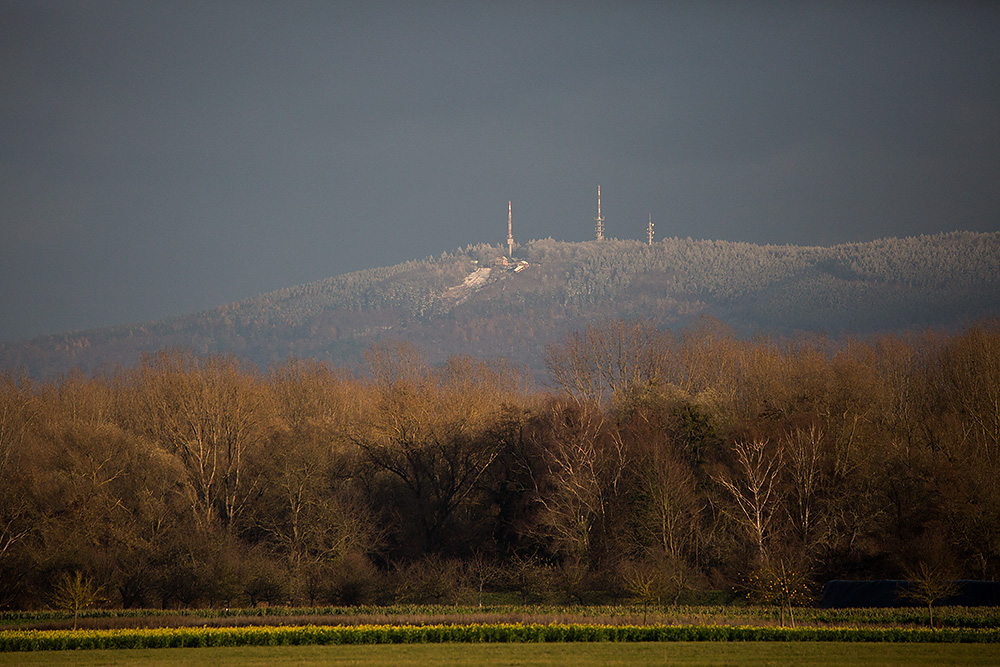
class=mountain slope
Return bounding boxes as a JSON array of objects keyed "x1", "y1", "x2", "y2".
[{"x1": 4, "y1": 232, "x2": 1000, "y2": 378}]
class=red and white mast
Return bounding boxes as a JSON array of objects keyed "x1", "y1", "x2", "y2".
[{"x1": 507, "y1": 200, "x2": 514, "y2": 258}]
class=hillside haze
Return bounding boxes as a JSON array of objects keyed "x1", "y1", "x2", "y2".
[{"x1": 4, "y1": 232, "x2": 1000, "y2": 378}]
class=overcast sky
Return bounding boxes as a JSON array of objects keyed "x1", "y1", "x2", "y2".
[{"x1": 2, "y1": 1, "x2": 999, "y2": 341}]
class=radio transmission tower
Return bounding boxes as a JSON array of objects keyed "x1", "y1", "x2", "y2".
[
  {"x1": 595, "y1": 186, "x2": 604, "y2": 241},
  {"x1": 507, "y1": 201, "x2": 514, "y2": 259},
  {"x1": 647, "y1": 213, "x2": 654, "y2": 246}
]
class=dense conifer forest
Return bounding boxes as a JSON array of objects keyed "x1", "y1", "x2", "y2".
[
  {"x1": 3, "y1": 232, "x2": 999, "y2": 378},
  {"x1": 3, "y1": 318, "x2": 999, "y2": 609}
]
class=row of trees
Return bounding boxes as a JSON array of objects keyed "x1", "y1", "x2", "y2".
[{"x1": 2, "y1": 318, "x2": 999, "y2": 609}]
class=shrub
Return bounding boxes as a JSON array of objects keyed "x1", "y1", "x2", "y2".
[
  {"x1": 5, "y1": 623, "x2": 1000, "y2": 651},
  {"x1": 49, "y1": 572, "x2": 104, "y2": 630}
]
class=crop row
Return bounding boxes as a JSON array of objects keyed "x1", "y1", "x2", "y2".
[
  {"x1": 5, "y1": 604, "x2": 1000, "y2": 629},
  {"x1": 3, "y1": 624, "x2": 1000, "y2": 651}
]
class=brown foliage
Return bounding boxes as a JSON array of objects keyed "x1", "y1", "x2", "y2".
[{"x1": 3, "y1": 319, "x2": 1000, "y2": 608}]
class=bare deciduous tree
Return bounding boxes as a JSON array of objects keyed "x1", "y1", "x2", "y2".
[
  {"x1": 528, "y1": 401, "x2": 621, "y2": 566},
  {"x1": 127, "y1": 351, "x2": 270, "y2": 532},
  {"x1": 0, "y1": 374, "x2": 37, "y2": 564},
  {"x1": 355, "y1": 346, "x2": 519, "y2": 554},
  {"x1": 783, "y1": 426, "x2": 828, "y2": 555},
  {"x1": 51, "y1": 571, "x2": 104, "y2": 629},
  {"x1": 902, "y1": 562, "x2": 959, "y2": 627},
  {"x1": 714, "y1": 439, "x2": 784, "y2": 561},
  {"x1": 545, "y1": 320, "x2": 668, "y2": 408}
]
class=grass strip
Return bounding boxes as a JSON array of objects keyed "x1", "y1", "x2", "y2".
[{"x1": 3, "y1": 624, "x2": 1000, "y2": 651}]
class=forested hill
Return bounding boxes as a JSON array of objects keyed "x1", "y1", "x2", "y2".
[{"x1": 4, "y1": 231, "x2": 1000, "y2": 378}]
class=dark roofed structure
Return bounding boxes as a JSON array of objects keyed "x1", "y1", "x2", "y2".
[{"x1": 821, "y1": 580, "x2": 1000, "y2": 608}]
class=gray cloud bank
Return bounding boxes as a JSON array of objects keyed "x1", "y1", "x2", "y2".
[{"x1": 2, "y1": 1, "x2": 998, "y2": 341}]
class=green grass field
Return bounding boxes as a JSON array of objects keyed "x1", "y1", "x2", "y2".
[{"x1": 3, "y1": 643, "x2": 1000, "y2": 667}]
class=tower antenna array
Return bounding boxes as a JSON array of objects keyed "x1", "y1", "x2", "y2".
[
  {"x1": 647, "y1": 213, "x2": 654, "y2": 246},
  {"x1": 595, "y1": 186, "x2": 604, "y2": 241},
  {"x1": 507, "y1": 201, "x2": 514, "y2": 259}
]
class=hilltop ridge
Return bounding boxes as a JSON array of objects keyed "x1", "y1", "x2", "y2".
[{"x1": 3, "y1": 231, "x2": 1000, "y2": 378}]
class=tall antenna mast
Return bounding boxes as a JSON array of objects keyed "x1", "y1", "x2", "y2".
[
  {"x1": 647, "y1": 213, "x2": 654, "y2": 246},
  {"x1": 595, "y1": 186, "x2": 604, "y2": 241},
  {"x1": 507, "y1": 201, "x2": 514, "y2": 259}
]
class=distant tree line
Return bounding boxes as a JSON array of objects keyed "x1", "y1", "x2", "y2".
[{"x1": 2, "y1": 317, "x2": 1000, "y2": 609}]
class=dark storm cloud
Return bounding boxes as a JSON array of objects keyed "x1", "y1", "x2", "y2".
[{"x1": 2, "y1": 1, "x2": 999, "y2": 341}]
